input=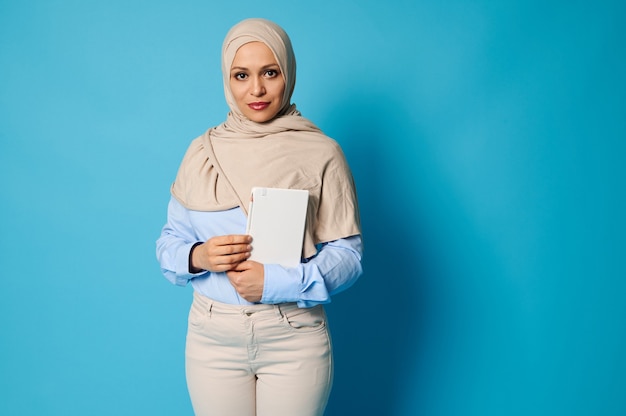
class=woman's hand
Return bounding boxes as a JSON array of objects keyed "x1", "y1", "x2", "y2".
[
  {"x1": 226, "y1": 261, "x2": 265, "y2": 303},
  {"x1": 191, "y1": 235, "x2": 252, "y2": 273}
]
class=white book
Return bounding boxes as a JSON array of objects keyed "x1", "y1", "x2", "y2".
[{"x1": 245, "y1": 187, "x2": 309, "y2": 267}]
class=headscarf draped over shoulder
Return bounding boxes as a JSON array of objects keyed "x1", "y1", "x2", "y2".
[{"x1": 171, "y1": 18, "x2": 360, "y2": 259}]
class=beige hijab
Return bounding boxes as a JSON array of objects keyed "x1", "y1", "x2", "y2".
[{"x1": 171, "y1": 18, "x2": 360, "y2": 258}]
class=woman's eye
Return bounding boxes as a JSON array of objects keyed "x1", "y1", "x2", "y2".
[
  {"x1": 265, "y1": 69, "x2": 279, "y2": 78},
  {"x1": 234, "y1": 73, "x2": 247, "y2": 80}
]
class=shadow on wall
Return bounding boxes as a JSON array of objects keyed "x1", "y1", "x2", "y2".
[{"x1": 323, "y1": 91, "x2": 438, "y2": 415}]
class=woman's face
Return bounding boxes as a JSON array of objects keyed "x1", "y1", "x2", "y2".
[{"x1": 229, "y1": 41, "x2": 286, "y2": 123}]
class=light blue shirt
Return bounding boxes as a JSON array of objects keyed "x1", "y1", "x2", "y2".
[{"x1": 156, "y1": 197, "x2": 363, "y2": 308}]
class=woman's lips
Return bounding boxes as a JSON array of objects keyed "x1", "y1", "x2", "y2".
[{"x1": 248, "y1": 102, "x2": 270, "y2": 110}]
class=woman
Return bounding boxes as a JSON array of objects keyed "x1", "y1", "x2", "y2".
[{"x1": 156, "y1": 18, "x2": 363, "y2": 416}]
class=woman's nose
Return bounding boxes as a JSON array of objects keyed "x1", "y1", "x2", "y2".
[{"x1": 250, "y1": 77, "x2": 265, "y2": 96}]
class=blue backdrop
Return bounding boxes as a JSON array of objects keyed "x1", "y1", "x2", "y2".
[{"x1": 1, "y1": 1, "x2": 625, "y2": 415}]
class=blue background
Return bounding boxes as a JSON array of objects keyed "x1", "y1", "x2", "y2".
[{"x1": 1, "y1": 0, "x2": 625, "y2": 415}]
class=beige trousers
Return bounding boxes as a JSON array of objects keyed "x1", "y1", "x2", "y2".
[{"x1": 185, "y1": 292, "x2": 333, "y2": 416}]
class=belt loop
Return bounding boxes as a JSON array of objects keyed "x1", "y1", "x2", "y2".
[
  {"x1": 275, "y1": 303, "x2": 285, "y2": 320},
  {"x1": 207, "y1": 299, "x2": 213, "y2": 318}
]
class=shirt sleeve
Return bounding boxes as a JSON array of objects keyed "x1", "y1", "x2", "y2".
[
  {"x1": 156, "y1": 197, "x2": 208, "y2": 286},
  {"x1": 261, "y1": 235, "x2": 363, "y2": 308}
]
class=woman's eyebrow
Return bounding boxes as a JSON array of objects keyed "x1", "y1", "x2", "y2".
[{"x1": 230, "y1": 64, "x2": 280, "y2": 72}]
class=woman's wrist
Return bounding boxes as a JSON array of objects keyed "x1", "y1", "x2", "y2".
[{"x1": 189, "y1": 242, "x2": 204, "y2": 274}]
